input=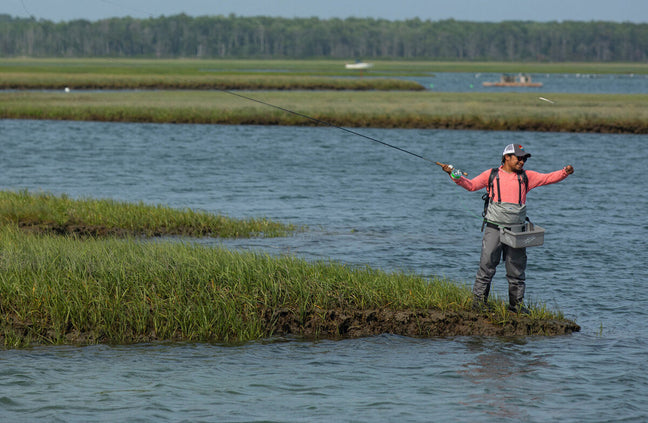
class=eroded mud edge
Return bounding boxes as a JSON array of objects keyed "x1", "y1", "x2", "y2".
[{"x1": 266, "y1": 308, "x2": 581, "y2": 338}]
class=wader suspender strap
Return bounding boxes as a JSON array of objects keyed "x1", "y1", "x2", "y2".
[
  {"x1": 495, "y1": 173, "x2": 501, "y2": 202},
  {"x1": 481, "y1": 168, "x2": 500, "y2": 231}
]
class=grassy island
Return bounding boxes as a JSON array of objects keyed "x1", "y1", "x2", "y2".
[
  {"x1": 0, "y1": 190, "x2": 297, "y2": 238},
  {"x1": 0, "y1": 191, "x2": 579, "y2": 348},
  {"x1": 2, "y1": 90, "x2": 646, "y2": 133},
  {"x1": 0, "y1": 58, "x2": 425, "y2": 91}
]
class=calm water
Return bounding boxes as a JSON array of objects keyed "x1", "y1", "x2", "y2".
[
  {"x1": 1, "y1": 119, "x2": 647, "y2": 422},
  {"x1": 409, "y1": 72, "x2": 648, "y2": 93}
]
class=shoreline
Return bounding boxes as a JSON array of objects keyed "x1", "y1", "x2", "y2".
[
  {"x1": 3, "y1": 113, "x2": 645, "y2": 134},
  {"x1": 1, "y1": 308, "x2": 580, "y2": 348},
  {"x1": 3, "y1": 111, "x2": 644, "y2": 135}
]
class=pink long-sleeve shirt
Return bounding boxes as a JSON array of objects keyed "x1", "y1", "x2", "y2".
[{"x1": 454, "y1": 166, "x2": 569, "y2": 204}]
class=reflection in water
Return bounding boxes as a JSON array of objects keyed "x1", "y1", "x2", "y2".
[{"x1": 459, "y1": 338, "x2": 550, "y2": 420}]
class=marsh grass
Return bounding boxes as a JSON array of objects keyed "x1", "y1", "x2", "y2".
[
  {"x1": 0, "y1": 220, "x2": 572, "y2": 347},
  {"x1": 2, "y1": 90, "x2": 646, "y2": 133},
  {"x1": 0, "y1": 224, "x2": 478, "y2": 347},
  {"x1": 0, "y1": 190, "x2": 297, "y2": 238},
  {"x1": 0, "y1": 72, "x2": 423, "y2": 91}
]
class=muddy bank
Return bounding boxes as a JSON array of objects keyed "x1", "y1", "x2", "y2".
[
  {"x1": 2, "y1": 307, "x2": 580, "y2": 347},
  {"x1": 267, "y1": 308, "x2": 581, "y2": 338},
  {"x1": 18, "y1": 222, "x2": 135, "y2": 238},
  {"x1": 17, "y1": 221, "x2": 211, "y2": 238}
]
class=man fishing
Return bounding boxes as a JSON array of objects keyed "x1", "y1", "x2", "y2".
[{"x1": 439, "y1": 144, "x2": 574, "y2": 314}]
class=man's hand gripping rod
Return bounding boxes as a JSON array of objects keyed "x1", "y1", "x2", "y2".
[{"x1": 436, "y1": 161, "x2": 468, "y2": 176}]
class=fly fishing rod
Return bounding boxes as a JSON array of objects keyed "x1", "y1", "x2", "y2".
[{"x1": 220, "y1": 89, "x2": 467, "y2": 175}]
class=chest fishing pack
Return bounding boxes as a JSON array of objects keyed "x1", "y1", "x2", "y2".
[{"x1": 481, "y1": 168, "x2": 545, "y2": 248}]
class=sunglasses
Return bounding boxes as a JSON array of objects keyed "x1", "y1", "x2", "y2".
[{"x1": 516, "y1": 156, "x2": 528, "y2": 162}]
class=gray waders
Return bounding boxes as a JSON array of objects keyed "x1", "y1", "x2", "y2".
[
  {"x1": 473, "y1": 226, "x2": 527, "y2": 307},
  {"x1": 476, "y1": 168, "x2": 529, "y2": 307}
]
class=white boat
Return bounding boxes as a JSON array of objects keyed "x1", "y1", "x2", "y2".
[{"x1": 345, "y1": 62, "x2": 373, "y2": 70}]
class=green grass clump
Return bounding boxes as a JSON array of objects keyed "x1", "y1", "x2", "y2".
[
  {"x1": 0, "y1": 224, "x2": 474, "y2": 347},
  {"x1": 0, "y1": 190, "x2": 297, "y2": 238}
]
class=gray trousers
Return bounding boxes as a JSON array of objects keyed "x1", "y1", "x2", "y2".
[{"x1": 473, "y1": 226, "x2": 527, "y2": 306}]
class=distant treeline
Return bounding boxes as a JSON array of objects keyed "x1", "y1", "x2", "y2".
[{"x1": 1, "y1": 14, "x2": 647, "y2": 61}]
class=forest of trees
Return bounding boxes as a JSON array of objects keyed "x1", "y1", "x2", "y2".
[{"x1": 1, "y1": 14, "x2": 647, "y2": 61}]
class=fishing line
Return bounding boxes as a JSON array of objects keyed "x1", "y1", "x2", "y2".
[
  {"x1": 220, "y1": 89, "x2": 438, "y2": 165},
  {"x1": 96, "y1": 0, "x2": 155, "y2": 18},
  {"x1": 20, "y1": 0, "x2": 31, "y2": 16},
  {"x1": 222, "y1": 89, "x2": 487, "y2": 229},
  {"x1": 224, "y1": 89, "x2": 489, "y2": 229}
]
